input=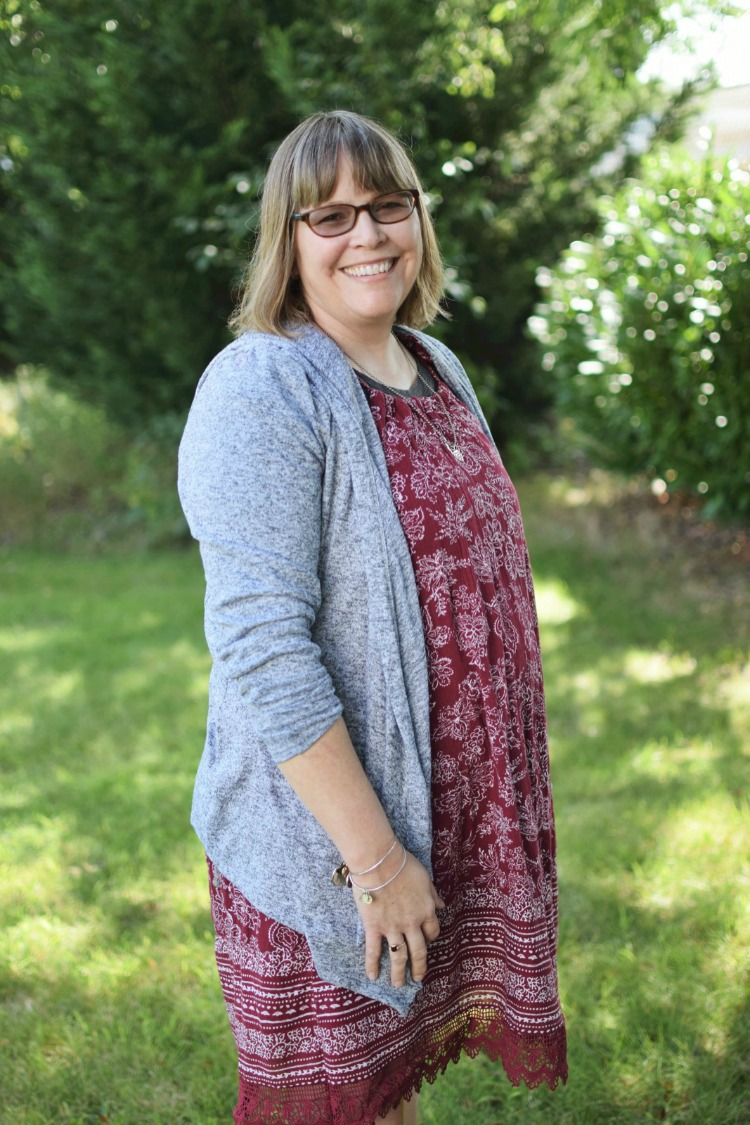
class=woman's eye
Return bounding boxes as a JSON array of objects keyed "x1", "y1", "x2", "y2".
[
  {"x1": 316, "y1": 209, "x2": 348, "y2": 226},
  {"x1": 372, "y1": 195, "x2": 410, "y2": 218}
]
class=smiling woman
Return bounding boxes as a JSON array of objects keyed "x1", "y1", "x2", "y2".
[{"x1": 178, "y1": 110, "x2": 567, "y2": 1125}]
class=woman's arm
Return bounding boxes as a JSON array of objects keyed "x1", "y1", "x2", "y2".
[
  {"x1": 179, "y1": 342, "x2": 441, "y2": 986},
  {"x1": 279, "y1": 716, "x2": 444, "y2": 987}
]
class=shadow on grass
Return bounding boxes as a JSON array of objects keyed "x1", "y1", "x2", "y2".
[
  {"x1": 1, "y1": 953, "x2": 237, "y2": 1123},
  {"x1": 0, "y1": 550, "x2": 207, "y2": 874},
  {"x1": 2, "y1": 477, "x2": 749, "y2": 1123}
]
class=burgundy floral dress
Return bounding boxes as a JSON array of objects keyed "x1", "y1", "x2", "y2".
[{"x1": 207, "y1": 339, "x2": 567, "y2": 1124}]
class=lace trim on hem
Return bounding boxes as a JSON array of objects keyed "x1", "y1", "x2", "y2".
[{"x1": 233, "y1": 1008, "x2": 568, "y2": 1124}]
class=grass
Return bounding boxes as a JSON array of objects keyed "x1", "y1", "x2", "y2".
[{"x1": 1, "y1": 475, "x2": 748, "y2": 1124}]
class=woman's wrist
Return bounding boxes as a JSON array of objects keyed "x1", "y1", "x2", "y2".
[
  {"x1": 347, "y1": 845, "x2": 408, "y2": 903},
  {"x1": 345, "y1": 836, "x2": 398, "y2": 878},
  {"x1": 350, "y1": 841, "x2": 408, "y2": 888},
  {"x1": 333, "y1": 835, "x2": 407, "y2": 891},
  {"x1": 341, "y1": 825, "x2": 399, "y2": 874}
]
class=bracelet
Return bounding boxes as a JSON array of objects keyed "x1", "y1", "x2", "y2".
[
  {"x1": 347, "y1": 846, "x2": 407, "y2": 905},
  {"x1": 331, "y1": 836, "x2": 399, "y2": 888},
  {"x1": 348, "y1": 837, "x2": 399, "y2": 877}
]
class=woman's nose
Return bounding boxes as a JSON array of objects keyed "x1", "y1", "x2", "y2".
[{"x1": 350, "y1": 209, "x2": 385, "y2": 245}]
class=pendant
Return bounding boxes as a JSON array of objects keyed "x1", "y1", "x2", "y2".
[
  {"x1": 359, "y1": 891, "x2": 373, "y2": 905},
  {"x1": 331, "y1": 863, "x2": 350, "y2": 887},
  {"x1": 451, "y1": 445, "x2": 464, "y2": 462}
]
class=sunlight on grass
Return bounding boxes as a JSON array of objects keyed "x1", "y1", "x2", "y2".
[
  {"x1": 533, "y1": 576, "x2": 583, "y2": 626},
  {"x1": 0, "y1": 710, "x2": 34, "y2": 739},
  {"x1": 623, "y1": 648, "x2": 697, "y2": 683},
  {"x1": 636, "y1": 796, "x2": 750, "y2": 912},
  {"x1": 3, "y1": 491, "x2": 749, "y2": 1123},
  {"x1": 0, "y1": 627, "x2": 57, "y2": 653},
  {"x1": 628, "y1": 739, "x2": 720, "y2": 784},
  {"x1": 43, "y1": 669, "x2": 83, "y2": 701}
]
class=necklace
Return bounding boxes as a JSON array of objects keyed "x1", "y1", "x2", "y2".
[{"x1": 322, "y1": 328, "x2": 464, "y2": 462}]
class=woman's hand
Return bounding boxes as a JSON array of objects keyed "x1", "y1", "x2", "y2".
[
  {"x1": 353, "y1": 849, "x2": 445, "y2": 988},
  {"x1": 276, "y1": 717, "x2": 442, "y2": 989}
]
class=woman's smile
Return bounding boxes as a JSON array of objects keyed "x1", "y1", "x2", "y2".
[{"x1": 341, "y1": 258, "x2": 397, "y2": 278}]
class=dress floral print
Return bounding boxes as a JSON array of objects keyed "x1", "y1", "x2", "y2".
[{"x1": 208, "y1": 341, "x2": 567, "y2": 1124}]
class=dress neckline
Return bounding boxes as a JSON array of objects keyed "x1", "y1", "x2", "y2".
[{"x1": 356, "y1": 356, "x2": 439, "y2": 399}]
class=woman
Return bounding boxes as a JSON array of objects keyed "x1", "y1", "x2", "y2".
[{"x1": 178, "y1": 109, "x2": 567, "y2": 1125}]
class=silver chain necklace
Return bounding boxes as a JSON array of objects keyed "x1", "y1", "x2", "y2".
[{"x1": 325, "y1": 330, "x2": 465, "y2": 462}]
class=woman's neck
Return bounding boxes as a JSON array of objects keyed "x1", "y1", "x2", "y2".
[{"x1": 315, "y1": 320, "x2": 416, "y2": 391}]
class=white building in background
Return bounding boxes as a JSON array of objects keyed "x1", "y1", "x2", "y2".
[
  {"x1": 684, "y1": 84, "x2": 750, "y2": 164},
  {"x1": 638, "y1": 0, "x2": 750, "y2": 163}
]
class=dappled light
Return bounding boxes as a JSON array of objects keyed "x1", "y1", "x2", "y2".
[
  {"x1": 1, "y1": 473, "x2": 748, "y2": 1121},
  {"x1": 532, "y1": 578, "x2": 582, "y2": 627},
  {"x1": 3, "y1": 0, "x2": 749, "y2": 1118},
  {"x1": 621, "y1": 647, "x2": 697, "y2": 684}
]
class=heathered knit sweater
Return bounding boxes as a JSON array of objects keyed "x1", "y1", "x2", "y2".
[{"x1": 177, "y1": 325, "x2": 494, "y2": 1013}]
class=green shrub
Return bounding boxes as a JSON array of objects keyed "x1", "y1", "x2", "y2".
[
  {"x1": 529, "y1": 149, "x2": 750, "y2": 519},
  {"x1": 0, "y1": 369, "x2": 188, "y2": 548},
  {"x1": 113, "y1": 412, "x2": 190, "y2": 547},
  {"x1": 0, "y1": 367, "x2": 122, "y2": 544}
]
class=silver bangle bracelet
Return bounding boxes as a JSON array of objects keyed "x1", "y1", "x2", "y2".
[
  {"x1": 348, "y1": 836, "x2": 399, "y2": 878},
  {"x1": 331, "y1": 837, "x2": 400, "y2": 888},
  {"x1": 348, "y1": 846, "x2": 407, "y2": 904}
]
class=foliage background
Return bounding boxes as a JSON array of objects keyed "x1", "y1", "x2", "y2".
[
  {"x1": 0, "y1": 0, "x2": 709, "y2": 439},
  {"x1": 529, "y1": 149, "x2": 750, "y2": 518},
  {"x1": 1, "y1": 2, "x2": 749, "y2": 1121}
]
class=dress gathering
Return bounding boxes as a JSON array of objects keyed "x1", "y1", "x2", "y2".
[{"x1": 178, "y1": 109, "x2": 567, "y2": 1124}]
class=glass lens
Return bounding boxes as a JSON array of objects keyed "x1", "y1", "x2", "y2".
[
  {"x1": 308, "y1": 205, "x2": 356, "y2": 236},
  {"x1": 370, "y1": 192, "x2": 415, "y2": 222}
]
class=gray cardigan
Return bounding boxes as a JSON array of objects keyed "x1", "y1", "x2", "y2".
[{"x1": 178, "y1": 325, "x2": 494, "y2": 1014}]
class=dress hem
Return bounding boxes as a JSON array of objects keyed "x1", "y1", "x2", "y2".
[{"x1": 233, "y1": 1008, "x2": 568, "y2": 1124}]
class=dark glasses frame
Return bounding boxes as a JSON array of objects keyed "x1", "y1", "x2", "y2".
[{"x1": 291, "y1": 190, "x2": 420, "y2": 238}]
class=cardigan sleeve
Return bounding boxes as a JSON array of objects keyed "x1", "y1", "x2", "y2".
[{"x1": 177, "y1": 338, "x2": 344, "y2": 763}]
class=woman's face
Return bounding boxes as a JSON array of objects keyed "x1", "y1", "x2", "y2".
[{"x1": 293, "y1": 156, "x2": 423, "y2": 339}]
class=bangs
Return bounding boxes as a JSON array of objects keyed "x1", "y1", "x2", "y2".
[{"x1": 290, "y1": 116, "x2": 418, "y2": 210}]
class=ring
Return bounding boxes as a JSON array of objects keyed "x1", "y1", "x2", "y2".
[{"x1": 389, "y1": 941, "x2": 407, "y2": 952}]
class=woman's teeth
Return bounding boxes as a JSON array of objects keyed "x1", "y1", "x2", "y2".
[{"x1": 342, "y1": 259, "x2": 395, "y2": 278}]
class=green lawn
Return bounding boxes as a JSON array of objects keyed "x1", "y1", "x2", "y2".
[{"x1": 1, "y1": 476, "x2": 748, "y2": 1124}]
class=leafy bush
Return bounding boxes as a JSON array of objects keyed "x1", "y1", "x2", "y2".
[
  {"x1": 113, "y1": 412, "x2": 190, "y2": 546},
  {"x1": 0, "y1": 367, "x2": 120, "y2": 543},
  {"x1": 0, "y1": 369, "x2": 188, "y2": 547},
  {"x1": 529, "y1": 149, "x2": 750, "y2": 519},
  {"x1": 1, "y1": 0, "x2": 701, "y2": 436}
]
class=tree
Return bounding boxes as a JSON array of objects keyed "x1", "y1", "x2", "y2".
[
  {"x1": 529, "y1": 148, "x2": 750, "y2": 518},
  {"x1": 0, "y1": 0, "x2": 721, "y2": 431}
]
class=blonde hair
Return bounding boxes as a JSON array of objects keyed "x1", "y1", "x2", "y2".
[{"x1": 229, "y1": 110, "x2": 445, "y2": 336}]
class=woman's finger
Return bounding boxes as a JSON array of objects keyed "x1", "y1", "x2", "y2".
[
  {"x1": 387, "y1": 935, "x2": 410, "y2": 988},
  {"x1": 404, "y1": 931, "x2": 428, "y2": 983},
  {"x1": 365, "y1": 932, "x2": 382, "y2": 982},
  {"x1": 422, "y1": 915, "x2": 441, "y2": 943}
]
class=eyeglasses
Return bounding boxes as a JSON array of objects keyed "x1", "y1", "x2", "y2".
[{"x1": 291, "y1": 190, "x2": 419, "y2": 238}]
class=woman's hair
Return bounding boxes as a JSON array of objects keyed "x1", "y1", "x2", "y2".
[{"x1": 229, "y1": 110, "x2": 446, "y2": 336}]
